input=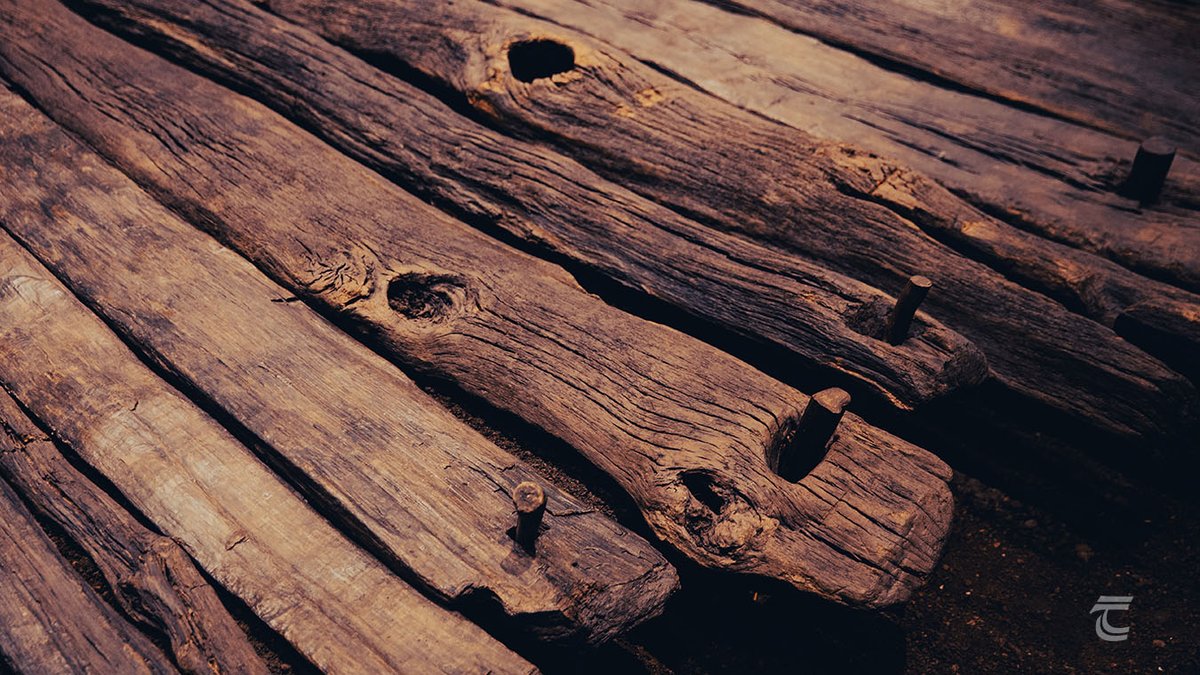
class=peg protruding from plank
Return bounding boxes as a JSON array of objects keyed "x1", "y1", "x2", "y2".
[
  {"x1": 1123, "y1": 137, "x2": 1175, "y2": 204},
  {"x1": 512, "y1": 481, "x2": 547, "y2": 552},
  {"x1": 776, "y1": 388, "x2": 851, "y2": 482},
  {"x1": 886, "y1": 276, "x2": 932, "y2": 345}
]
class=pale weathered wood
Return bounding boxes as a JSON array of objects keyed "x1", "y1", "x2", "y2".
[
  {"x1": 0, "y1": 86, "x2": 675, "y2": 642},
  {"x1": 0, "y1": 474, "x2": 176, "y2": 674},
  {"x1": 66, "y1": 0, "x2": 987, "y2": 413},
  {"x1": 0, "y1": 390, "x2": 269, "y2": 675},
  {"x1": 0, "y1": 0, "x2": 955, "y2": 608},
  {"x1": 484, "y1": 0, "x2": 1200, "y2": 296},
  {"x1": 711, "y1": 0, "x2": 1200, "y2": 155},
  {"x1": 260, "y1": 0, "x2": 1200, "y2": 449},
  {"x1": 0, "y1": 233, "x2": 534, "y2": 675}
]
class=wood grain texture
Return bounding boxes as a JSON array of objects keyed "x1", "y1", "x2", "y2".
[
  {"x1": 0, "y1": 0, "x2": 954, "y2": 608},
  {"x1": 484, "y1": 0, "x2": 1200, "y2": 297},
  {"x1": 0, "y1": 227, "x2": 534, "y2": 675},
  {"x1": 67, "y1": 0, "x2": 987, "y2": 413},
  {"x1": 261, "y1": 0, "x2": 1199, "y2": 450},
  {"x1": 0, "y1": 474, "x2": 175, "y2": 675},
  {"x1": 0, "y1": 391, "x2": 269, "y2": 675},
  {"x1": 709, "y1": 0, "x2": 1200, "y2": 155},
  {"x1": 0, "y1": 86, "x2": 676, "y2": 643}
]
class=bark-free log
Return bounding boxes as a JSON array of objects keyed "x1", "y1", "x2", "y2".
[
  {"x1": 67, "y1": 0, "x2": 986, "y2": 412},
  {"x1": 0, "y1": 0, "x2": 954, "y2": 608},
  {"x1": 0, "y1": 88, "x2": 675, "y2": 643},
  {"x1": 0, "y1": 234, "x2": 533, "y2": 674},
  {"x1": 483, "y1": 0, "x2": 1200, "y2": 296},
  {"x1": 262, "y1": 0, "x2": 1199, "y2": 448},
  {"x1": 0, "y1": 391, "x2": 269, "y2": 675},
  {"x1": 0, "y1": 474, "x2": 175, "y2": 674}
]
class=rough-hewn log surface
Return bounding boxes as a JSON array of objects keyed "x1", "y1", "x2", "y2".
[
  {"x1": 0, "y1": 473, "x2": 176, "y2": 674},
  {"x1": 0, "y1": 230, "x2": 535, "y2": 675},
  {"x1": 484, "y1": 0, "x2": 1200, "y2": 296},
  {"x1": 0, "y1": 0, "x2": 955, "y2": 608},
  {"x1": 262, "y1": 0, "x2": 1199, "y2": 450},
  {"x1": 68, "y1": 0, "x2": 986, "y2": 413},
  {"x1": 0, "y1": 391, "x2": 269, "y2": 675},
  {"x1": 711, "y1": 0, "x2": 1200, "y2": 156},
  {"x1": 0, "y1": 85, "x2": 676, "y2": 643}
]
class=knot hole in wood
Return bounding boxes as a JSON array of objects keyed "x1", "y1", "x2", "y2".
[
  {"x1": 508, "y1": 39, "x2": 575, "y2": 82},
  {"x1": 385, "y1": 272, "x2": 473, "y2": 323}
]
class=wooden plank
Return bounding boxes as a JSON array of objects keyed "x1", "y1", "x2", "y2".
[
  {"x1": 0, "y1": 474, "x2": 175, "y2": 674},
  {"x1": 0, "y1": 390, "x2": 269, "y2": 675},
  {"x1": 482, "y1": 0, "x2": 1200, "y2": 296},
  {"x1": 0, "y1": 0, "x2": 955, "y2": 608},
  {"x1": 0, "y1": 87, "x2": 675, "y2": 642},
  {"x1": 709, "y1": 0, "x2": 1200, "y2": 155},
  {"x1": 0, "y1": 228, "x2": 533, "y2": 675},
  {"x1": 258, "y1": 0, "x2": 1200, "y2": 449},
  {"x1": 64, "y1": 0, "x2": 988, "y2": 413}
]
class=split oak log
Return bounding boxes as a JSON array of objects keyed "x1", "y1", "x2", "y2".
[
  {"x1": 0, "y1": 233, "x2": 534, "y2": 674},
  {"x1": 0, "y1": 474, "x2": 176, "y2": 674},
  {"x1": 65, "y1": 0, "x2": 988, "y2": 413},
  {"x1": 481, "y1": 0, "x2": 1200, "y2": 297},
  {"x1": 0, "y1": 88, "x2": 676, "y2": 643},
  {"x1": 0, "y1": 0, "x2": 954, "y2": 608},
  {"x1": 261, "y1": 0, "x2": 1200, "y2": 448},
  {"x1": 0, "y1": 391, "x2": 269, "y2": 675},
  {"x1": 713, "y1": 0, "x2": 1200, "y2": 156}
]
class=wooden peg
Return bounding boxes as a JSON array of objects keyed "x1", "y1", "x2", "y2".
[
  {"x1": 776, "y1": 388, "x2": 850, "y2": 482},
  {"x1": 512, "y1": 481, "x2": 546, "y2": 552},
  {"x1": 886, "y1": 275, "x2": 932, "y2": 345},
  {"x1": 1122, "y1": 137, "x2": 1175, "y2": 204}
]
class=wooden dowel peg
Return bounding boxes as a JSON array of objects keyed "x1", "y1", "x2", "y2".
[
  {"x1": 776, "y1": 388, "x2": 850, "y2": 482},
  {"x1": 1123, "y1": 137, "x2": 1175, "y2": 204},
  {"x1": 512, "y1": 481, "x2": 546, "y2": 552},
  {"x1": 886, "y1": 275, "x2": 932, "y2": 345}
]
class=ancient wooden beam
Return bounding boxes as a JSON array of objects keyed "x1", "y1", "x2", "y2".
[
  {"x1": 484, "y1": 0, "x2": 1200, "y2": 296},
  {"x1": 0, "y1": 88, "x2": 675, "y2": 642},
  {"x1": 0, "y1": 474, "x2": 176, "y2": 674},
  {"x1": 258, "y1": 0, "x2": 1199, "y2": 450},
  {"x1": 0, "y1": 0, "x2": 954, "y2": 608},
  {"x1": 0, "y1": 391, "x2": 269, "y2": 675},
  {"x1": 0, "y1": 234, "x2": 533, "y2": 674},
  {"x1": 66, "y1": 0, "x2": 987, "y2": 413}
]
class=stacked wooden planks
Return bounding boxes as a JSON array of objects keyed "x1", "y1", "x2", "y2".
[{"x1": 0, "y1": 0, "x2": 1194, "y2": 670}]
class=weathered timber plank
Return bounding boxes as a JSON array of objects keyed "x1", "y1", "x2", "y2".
[
  {"x1": 0, "y1": 87, "x2": 675, "y2": 643},
  {"x1": 0, "y1": 390, "x2": 270, "y2": 675},
  {"x1": 0, "y1": 474, "x2": 175, "y2": 674},
  {"x1": 67, "y1": 0, "x2": 987, "y2": 413},
  {"x1": 0, "y1": 230, "x2": 533, "y2": 674},
  {"x1": 0, "y1": 0, "x2": 955, "y2": 608},
  {"x1": 485, "y1": 0, "x2": 1200, "y2": 297},
  {"x1": 710, "y1": 0, "x2": 1200, "y2": 156},
  {"x1": 261, "y1": 0, "x2": 1200, "y2": 448}
]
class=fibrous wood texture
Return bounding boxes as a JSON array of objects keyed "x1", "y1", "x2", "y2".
[
  {"x1": 0, "y1": 221, "x2": 533, "y2": 673},
  {"x1": 0, "y1": 84, "x2": 676, "y2": 642},
  {"x1": 0, "y1": 472, "x2": 176, "y2": 674},
  {"x1": 260, "y1": 0, "x2": 1199, "y2": 450},
  {"x1": 0, "y1": 390, "x2": 269, "y2": 675},
  {"x1": 0, "y1": 0, "x2": 955, "y2": 608},
  {"x1": 68, "y1": 0, "x2": 987, "y2": 412}
]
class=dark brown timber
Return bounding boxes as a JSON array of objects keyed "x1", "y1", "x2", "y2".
[
  {"x1": 0, "y1": 391, "x2": 269, "y2": 675},
  {"x1": 0, "y1": 471, "x2": 176, "y2": 674},
  {"x1": 64, "y1": 0, "x2": 987, "y2": 413},
  {"x1": 0, "y1": 226, "x2": 534, "y2": 675},
  {"x1": 258, "y1": 0, "x2": 1199, "y2": 449},
  {"x1": 0, "y1": 0, "x2": 955, "y2": 608},
  {"x1": 0, "y1": 85, "x2": 676, "y2": 642}
]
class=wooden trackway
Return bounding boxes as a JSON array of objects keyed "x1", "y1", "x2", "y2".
[{"x1": 0, "y1": 0, "x2": 1194, "y2": 671}]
